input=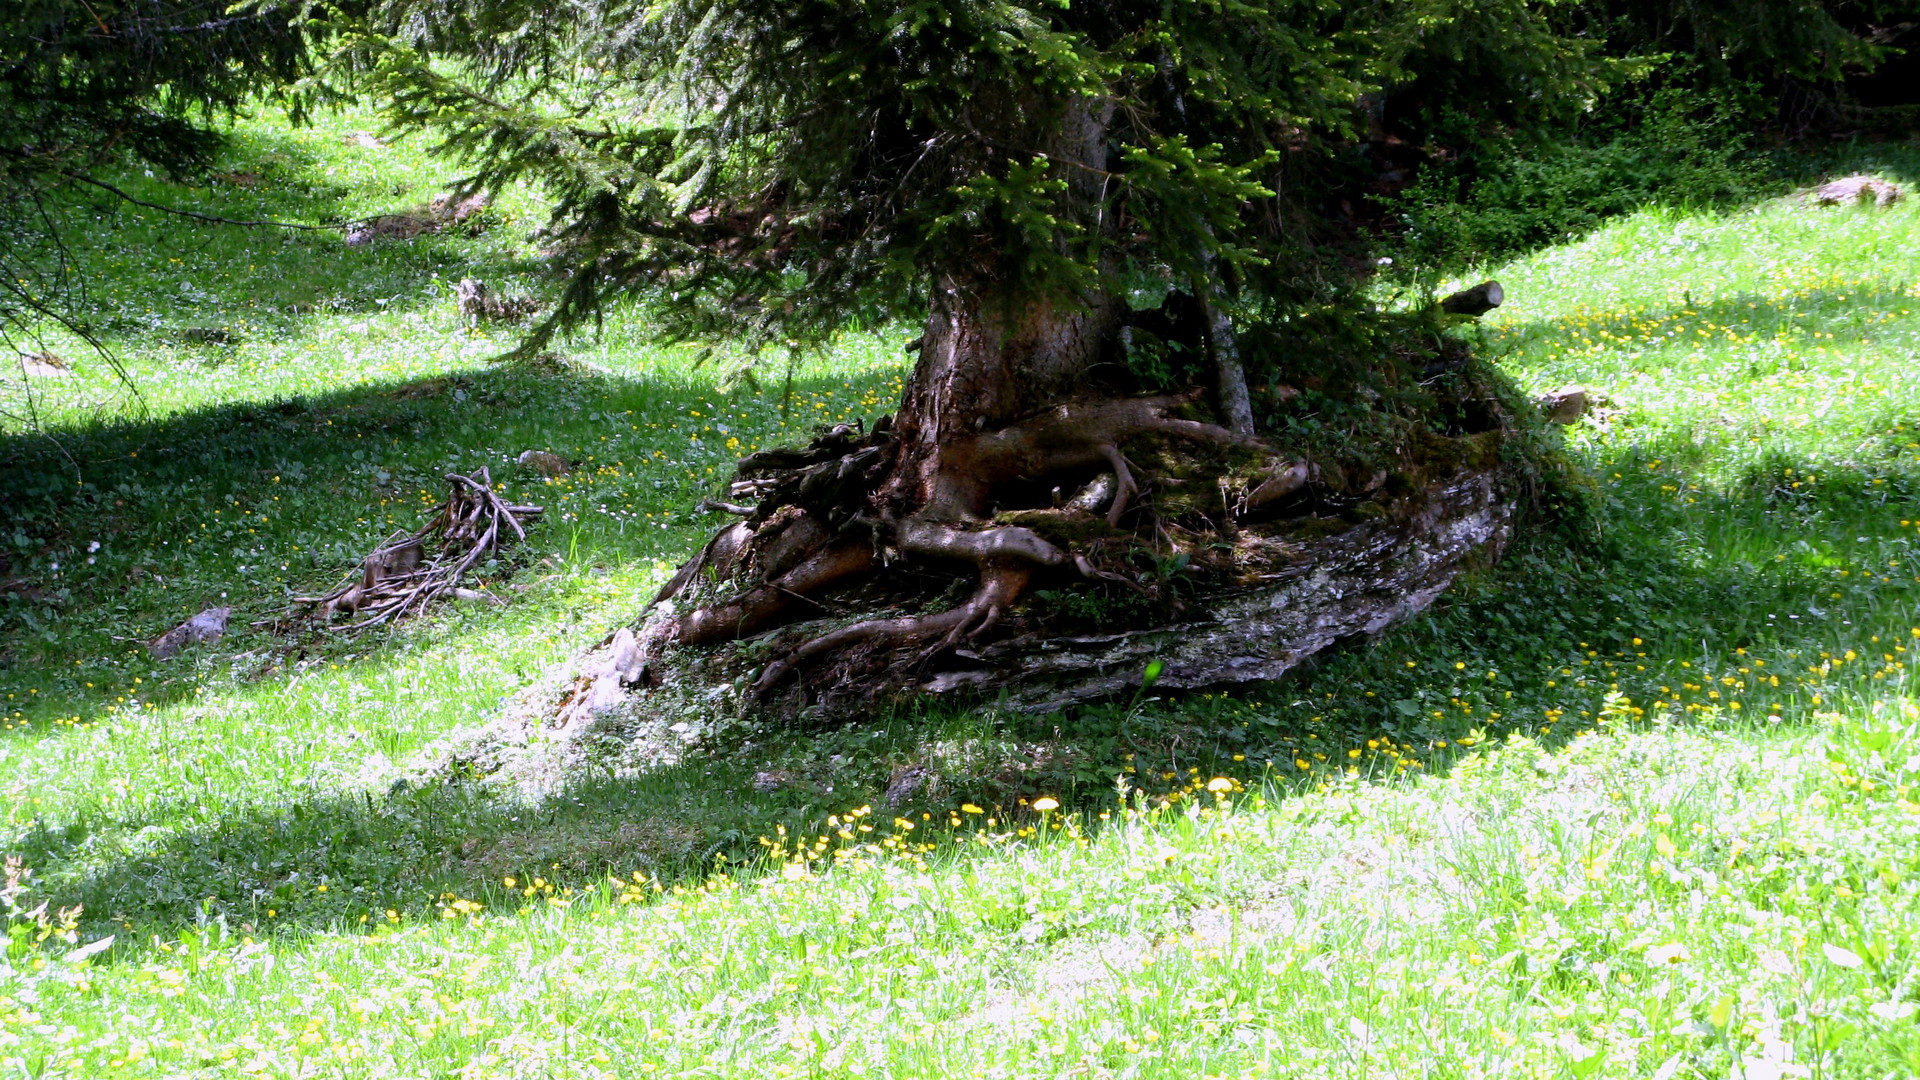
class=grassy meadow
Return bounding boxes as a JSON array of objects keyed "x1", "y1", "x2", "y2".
[{"x1": 2, "y1": 110, "x2": 1919, "y2": 1077}]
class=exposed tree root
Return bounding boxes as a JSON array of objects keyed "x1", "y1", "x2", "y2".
[
  {"x1": 916, "y1": 392, "x2": 1254, "y2": 522},
  {"x1": 894, "y1": 520, "x2": 1067, "y2": 569},
  {"x1": 926, "y1": 455, "x2": 1518, "y2": 711},
  {"x1": 629, "y1": 391, "x2": 1267, "y2": 696},
  {"x1": 495, "y1": 368, "x2": 1526, "y2": 730},
  {"x1": 745, "y1": 513, "x2": 1161, "y2": 693},
  {"x1": 675, "y1": 541, "x2": 876, "y2": 647},
  {"x1": 753, "y1": 564, "x2": 1031, "y2": 693}
]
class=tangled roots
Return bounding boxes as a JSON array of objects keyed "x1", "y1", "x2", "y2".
[{"x1": 640, "y1": 392, "x2": 1264, "y2": 700}]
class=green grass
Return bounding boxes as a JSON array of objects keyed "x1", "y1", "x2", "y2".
[
  {"x1": 8, "y1": 712, "x2": 1918, "y2": 1077},
  {"x1": 4, "y1": 112, "x2": 1920, "y2": 1077},
  {"x1": 0, "y1": 108, "x2": 915, "y2": 950}
]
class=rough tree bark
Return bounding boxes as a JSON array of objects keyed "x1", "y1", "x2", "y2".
[{"x1": 879, "y1": 281, "x2": 1124, "y2": 519}]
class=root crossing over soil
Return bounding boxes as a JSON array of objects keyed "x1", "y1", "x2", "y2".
[
  {"x1": 499, "y1": 362, "x2": 1524, "y2": 734},
  {"x1": 638, "y1": 393, "x2": 1257, "y2": 695}
]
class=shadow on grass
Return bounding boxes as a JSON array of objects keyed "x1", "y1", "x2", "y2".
[
  {"x1": 0, "y1": 357, "x2": 903, "y2": 718},
  {"x1": 19, "y1": 758, "x2": 785, "y2": 944},
  {"x1": 21, "y1": 429, "x2": 1920, "y2": 956},
  {"x1": 1396, "y1": 140, "x2": 1920, "y2": 281}
]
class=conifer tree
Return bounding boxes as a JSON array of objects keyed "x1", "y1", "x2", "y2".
[
  {"x1": 319, "y1": 0, "x2": 1610, "y2": 706},
  {"x1": 318, "y1": 0, "x2": 1890, "y2": 710},
  {"x1": 1, "y1": 1, "x2": 306, "y2": 349}
]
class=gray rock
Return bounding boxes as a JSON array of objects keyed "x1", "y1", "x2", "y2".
[
  {"x1": 179, "y1": 326, "x2": 235, "y2": 346},
  {"x1": 149, "y1": 606, "x2": 230, "y2": 660},
  {"x1": 517, "y1": 449, "x2": 572, "y2": 477},
  {"x1": 1810, "y1": 175, "x2": 1902, "y2": 208},
  {"x1": 18, "y1": 352, "x2": 70, "y2": 378},
  {"x1": 752, "y1": 770, "x2": 796, "y2": 793},
  {"x1": 883, "y1": 764, "x2": 934, "y2": 807}
]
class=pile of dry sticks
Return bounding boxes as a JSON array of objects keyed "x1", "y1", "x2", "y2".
[{"x1": 294, "y1": 468, "x2": 541, "y2": 631}]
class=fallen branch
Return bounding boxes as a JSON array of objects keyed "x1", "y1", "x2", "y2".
[{"x1": 291, "y1": 468, "x2": 541, "y2": 632}]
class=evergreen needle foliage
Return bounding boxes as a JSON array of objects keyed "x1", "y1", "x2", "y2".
[
  {"x1": 312, "y1": 0, "x2": 1609, "y2": 365},
  {"x1": 0, "y1": 0, "x2": 306, "y2": 353}
]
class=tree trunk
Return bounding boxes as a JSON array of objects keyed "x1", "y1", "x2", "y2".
[
  {"x1": 880, "y1": 92, "x2": 1124, "y2": 518},
  {"x1": 882, "y1": 281, "x2": 1120, "y2": 520},
  {"x1": 1199, "y1": 287, "x2": 1256, "y2": 436}
]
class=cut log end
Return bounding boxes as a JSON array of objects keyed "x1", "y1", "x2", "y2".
[{"x1": 1439, "y1": 280, "x2": 1504, "y2": 318}]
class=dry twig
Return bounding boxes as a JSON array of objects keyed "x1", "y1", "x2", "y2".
[{"x1": 292, "y1": 468, "x2": 541, "y2": 631}]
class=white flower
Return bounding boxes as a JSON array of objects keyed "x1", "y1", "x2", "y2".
[
  {"x1": 1822, "y1": 943, "x2": 1864, "y2": 969},
  {"x1": 1645, "y1": 943, "x2": 1690, "y2": 965}
]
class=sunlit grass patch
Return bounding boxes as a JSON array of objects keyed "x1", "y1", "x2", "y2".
[{"x1": 7, "y1": 701, "x2": 1918, "y2": 1078}]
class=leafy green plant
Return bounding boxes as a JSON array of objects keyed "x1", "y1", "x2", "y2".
[{"x1": 1392, "y1": 76, "x2": 1779, "y2": 274}]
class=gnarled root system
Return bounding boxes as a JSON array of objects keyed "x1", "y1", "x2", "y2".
[
  {"x1": 623, "y1": 393, "x2": 1253, "y2": 697},
  {"x1": 545, "y1": 381, "x2": 1517, "y2": 724}
]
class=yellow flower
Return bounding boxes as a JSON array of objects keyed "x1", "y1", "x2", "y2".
[
  {"x1": 1205, "y1": 777, "x2": 1233, "y2": 793},
  {"x1": 1031, "y1": 797, "x2": 1059, "y2": 812},
  {"x1": 961, "y1": 803, "x2": 985, "y2": 815}
]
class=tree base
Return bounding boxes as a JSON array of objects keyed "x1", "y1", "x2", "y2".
[
  {"x1": 920, "y1": 456, "x2": 1514, "y2": 712},
  {"x1": 496, "y1": 449, "x2": 1518, "y2": 750},
  {"x1": 449, "y1": 359, "x2": 1532, "y2": 784},
  {"x1": 646, "y1": 437, "x2": 1515, "y2": 722}
]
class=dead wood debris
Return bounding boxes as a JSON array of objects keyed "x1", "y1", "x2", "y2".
[
  {"x1": 291, "y1": 468, "x2": 541, "y2": 631},
  {"x1": 344, "y1": 191, "x2": 491, "y2": 246},
  {"x1": 456, "y1": 278, "x2": 544, "y2": 324},
  {"x1": 1438, "y1": 280, "x2": 1504, "y2": 318}
]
